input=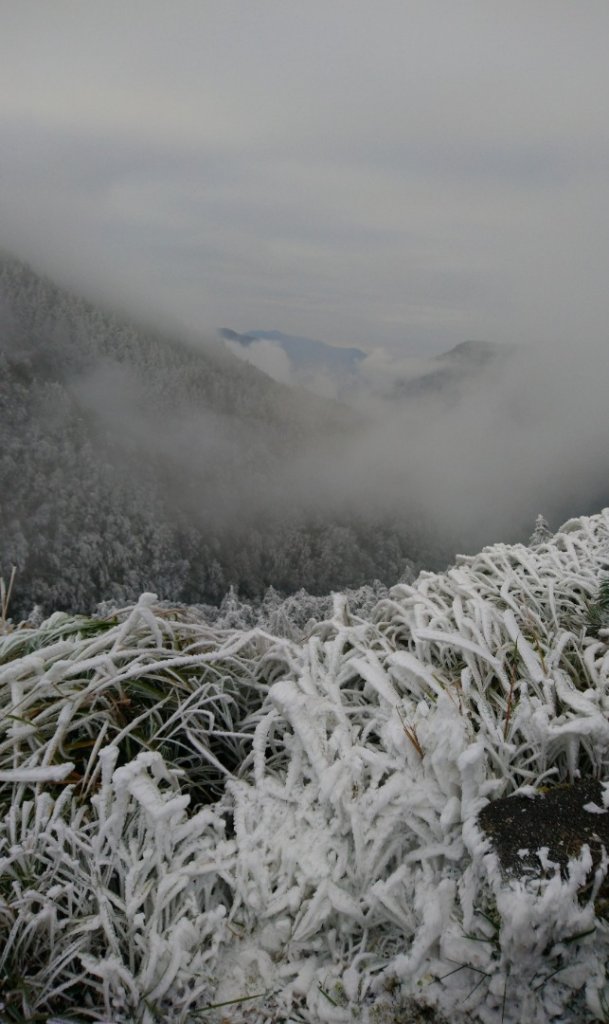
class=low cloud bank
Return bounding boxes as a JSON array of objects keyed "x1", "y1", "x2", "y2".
[
  {"x1": 78, "y1": 321, "x2": 609, "y2": 556},
  {"x1": 267, "y1": 334, "x2": 609, "y2": 552},
  {"x1": 4, "y1": 248, "x2": 608, "y2": 601}
]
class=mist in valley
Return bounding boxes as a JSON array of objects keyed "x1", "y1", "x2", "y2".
[
  {"x1": 67, "y1": 293, "x2": 609, "y2": 557},
  {"x1": 3, "y1": 248, "x2": 608, "y2": 621},
  {"x1": 171, "y1": 340, "x2": 609, "y2": 550}
]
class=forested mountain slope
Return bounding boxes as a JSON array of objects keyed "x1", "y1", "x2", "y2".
[{"x1": 0, "y1": 256, "x2": 428, "y2": 617}]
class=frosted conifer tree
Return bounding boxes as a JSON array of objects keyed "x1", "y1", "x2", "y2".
[{"x1": 529, "y1": 512, "x2": 552, "y2": 545}]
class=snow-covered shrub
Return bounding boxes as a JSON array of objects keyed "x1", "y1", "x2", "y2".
[
  {"x1": 1, "y1": 511, "x2": 609, "y2": 1022},
  {"x1": 0, "y1": 595, "x2": 287, "y2": 1018}
]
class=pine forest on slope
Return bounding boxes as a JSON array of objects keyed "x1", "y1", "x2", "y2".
[
  {"x1": 2, "y1": 254, "x2": 609, "y2": 621},
  {"x1": 0, "y1": 256, "x2": 428, "y2": 619}
]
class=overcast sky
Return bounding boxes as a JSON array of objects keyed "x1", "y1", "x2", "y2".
[{"x1": 2, "y1": 1, "x2": 609, "y2": 352}]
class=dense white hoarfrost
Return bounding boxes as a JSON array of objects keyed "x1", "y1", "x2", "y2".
[{"x1": 1, "y1": 511, "x2": 609, "y2": 1022}]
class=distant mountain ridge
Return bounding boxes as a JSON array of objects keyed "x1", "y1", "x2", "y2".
[
  {"x1": 389, "y1": 338, "x2": 505, "y2": 401},
  {"x1": 221, "y1": 325, "x2": 506, "y2": 405},
  {"x1": 220, "y1": 327, "x2": 366, "y2": 375}
]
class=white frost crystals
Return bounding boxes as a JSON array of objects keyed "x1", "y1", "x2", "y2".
[{"x1": 1, "y1": 511, "x2": 609, "y2": 1022}]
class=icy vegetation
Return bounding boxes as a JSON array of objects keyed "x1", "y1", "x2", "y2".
[{"x1": 2, "y1": 511, "x2": 609, "y2": 1022}]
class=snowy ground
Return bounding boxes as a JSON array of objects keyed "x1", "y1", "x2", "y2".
[{"x1": 1, "y1": 510, "x2": 609, "y2": 1022}]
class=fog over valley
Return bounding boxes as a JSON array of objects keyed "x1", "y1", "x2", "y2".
[{"x1": 2, "y1": 254, "x2": 608, "y2": 618}]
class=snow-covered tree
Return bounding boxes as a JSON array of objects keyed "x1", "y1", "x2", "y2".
[{"x1": 529, "y1": 512, "x2": 552, "y2": 545}]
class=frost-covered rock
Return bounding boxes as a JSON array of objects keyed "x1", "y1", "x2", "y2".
[{"x1": 478, "y1": 780, "x2": 609, "y2": 881}]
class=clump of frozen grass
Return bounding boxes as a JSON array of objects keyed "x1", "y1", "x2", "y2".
[
  {"x1": 222, "y1": 509, "x2": 609, "y2": 1022},
  {"x1": 0, "y1": 752, "x2": 234, "y2": 1021},
  {"x1": 0, "y1": 594, "x2": 289, "y2": 1019},
  {"x1": 2, "y1": 511, "x2": 609, "y2": 1022}
]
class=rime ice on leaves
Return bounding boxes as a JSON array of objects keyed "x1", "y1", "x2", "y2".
[{"x1": 1, "y1": 509, "x2": 609, "y2": 1022}]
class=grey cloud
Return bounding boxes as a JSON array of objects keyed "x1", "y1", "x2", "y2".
[{"x1": 2, "y1": 3, "x2": 609, "y2": 351}]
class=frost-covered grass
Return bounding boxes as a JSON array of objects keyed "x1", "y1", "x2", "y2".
[{"x1": 1, "y1": 511, "x2": 609, "y2": 1022}]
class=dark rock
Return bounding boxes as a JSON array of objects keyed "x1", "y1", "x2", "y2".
[{"x1": 478, "y1": 780, "x2": 609, "y2": 879}]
